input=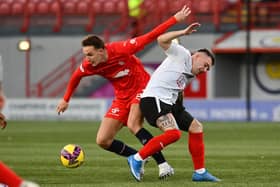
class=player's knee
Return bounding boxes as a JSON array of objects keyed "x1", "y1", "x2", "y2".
[
  {"x1": 189, "y1": 119, "x2": 203, "y2": 133},
  {"x1": 96, "y1": 136, "x2": 111, "y2": 149},
  {"x1": 127, "y1": 121, "x2": 142, "y2": 134}
]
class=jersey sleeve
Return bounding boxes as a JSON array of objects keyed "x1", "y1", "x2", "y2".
[
  {"x1": 165, "y1": 42, "x2": 181, "y2": 57},
  {"x1": 112, "y1": 16, "x2": 177, "y2": 55},
  {"x1": 165, "y1": 42, "x2": 191, "y2": 58},
  {"x1": 63, "y1": 64, "x2": 84, "y2": 102}
]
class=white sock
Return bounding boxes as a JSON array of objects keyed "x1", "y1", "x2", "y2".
[
  {"x1": 134, "y1": 153, "x2": 143, "y2": 161},
  {"x1": 158, "y1": 162, "x2": 168, "y2": 168},
  {"x1": 195, "y1": 168, "x2": 206, "y2": 174}
]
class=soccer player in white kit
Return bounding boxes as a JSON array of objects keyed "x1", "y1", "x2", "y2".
[{"x1": 127, "y1": 23, "x2": 220, "y2": 182}]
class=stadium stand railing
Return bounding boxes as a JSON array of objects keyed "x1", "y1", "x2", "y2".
[
  {"x1": 0, "y1": 0, "x2": 243, "y2": 34},
  {"x1": 28, "y1": 0, "x2": 242, "y2": 97},
  {"x1": 137, "y1": 0, "x2": 242, "y2": 32},
  {"x1": 0, "y1": 0, "x2": 129, "y2": 34},
  {"x1": 21, "y1": 0, "x2": 62, "y2": 32},
  {"x1": 0, "y1": 0, "x2": 27, "y2": 31},
  {"x1": 59, "y1": 0, "x2": 94, "y2": 32},
  {"x1": 30, "y1": 49, "x2": 83, "y2": 97}
]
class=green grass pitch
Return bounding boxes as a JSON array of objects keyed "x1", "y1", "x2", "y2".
[{"x1": 1, "y1": 121, "x2": 280, "y2": 187}]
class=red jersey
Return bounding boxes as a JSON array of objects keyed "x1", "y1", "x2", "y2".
[{"x1": 63, "y1": 16, "x2": 177, "y2": 102}]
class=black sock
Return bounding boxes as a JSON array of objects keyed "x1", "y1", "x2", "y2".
[
  {"x1": 135, "y1": 128, "x2": 166, "y2": 165},
  {"x1": 106, "y1": 139, "x2": 137, "y2": 157}
]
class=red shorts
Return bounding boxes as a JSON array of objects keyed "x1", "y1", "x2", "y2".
[{"x1": 104, "y1": 91, "x2": 142, "y2": 126}]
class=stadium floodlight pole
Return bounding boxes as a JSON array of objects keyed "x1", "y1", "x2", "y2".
[
  {"x1": 18, "y1": 38, "x2": 31, "y2": 98},
  {"x1": 245, "y1": 0, "x2": 252, "y2": 121}
]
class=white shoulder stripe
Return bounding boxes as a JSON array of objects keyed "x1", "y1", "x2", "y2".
[{"x1": 79, "y1": 64, "x2": 85, "y2": 72}]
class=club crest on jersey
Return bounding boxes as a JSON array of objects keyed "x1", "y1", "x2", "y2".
[
  {"x1": 176, "y1": 74, "x2": 187, "y2": 89},
  {"x1": 113, "y1": 69, "x2": 130, "y2": 78},
  {"x1": 119, "y1": 61, "x2": 125, "y2": 65}
]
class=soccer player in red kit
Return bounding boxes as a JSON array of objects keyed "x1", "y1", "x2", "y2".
[
  {"x1": 56, "y1": 6, "x2": 191, "y2": 179},
  {"x1": 0, "y1": 58, "x2": 39, "y2": 187}
]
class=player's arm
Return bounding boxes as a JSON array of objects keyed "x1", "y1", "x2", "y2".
[
  {"x1": 157, "y1": 22, "x2": 200, "y2": 51},
  {"x1": 56, "y1": 66, "x2": 84, "y2": 115},
  {"x1": 0, "y1": 82, "x2": 6, "y2": 129},
  {"x1": 136, "y1": 6, "x2": 191, "y2": 46},
  {"x1": 0, "y1": 83, "x2": 6, "y2": 129},
  {"x1": 117, "y1": 6, "x2": 192, "y2": 54},
  {"x1": 0, "y1": 58, "x2": 7, "y2": 129}
]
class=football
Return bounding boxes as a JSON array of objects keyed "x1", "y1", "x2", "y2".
[{"x1": 60, "y1": 144, "x2": 85, "y2": 168}]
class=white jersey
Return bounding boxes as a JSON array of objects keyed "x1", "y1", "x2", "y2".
[{"x1": 142, "y1": 42, "x2": 194, "y2": 104}]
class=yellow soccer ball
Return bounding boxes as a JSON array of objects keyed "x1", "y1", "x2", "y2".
[{"x1": 60, "y1": 144, "x2": 85, "y2": 168}]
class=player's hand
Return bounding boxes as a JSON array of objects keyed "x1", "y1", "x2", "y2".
[
  {"x1": 56, "y1": 99, "x2": 69, "y2": 115},
  {"x1": 182, "y1": 22, "x2": 201, "y2": 35},
  {"x1": 174, "y1": 5, "x2": 191, "y2": 23},
  {"x1": 0, "y1": 92, "x2": 6, "y2": 111},
  {"x1": 0, "y1": 113, "x2": 7, "y2": 129}
]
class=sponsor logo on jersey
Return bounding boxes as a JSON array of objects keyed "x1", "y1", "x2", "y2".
[
  {"x1": 113, "y1": 69, "x2": 130, "y2": 78},
  {"x1": 129, "y1": 39, "x2": 136, "y2": 44},
  {"x1": 110, "y1": 107, "x2": 120, "y2": 116}
]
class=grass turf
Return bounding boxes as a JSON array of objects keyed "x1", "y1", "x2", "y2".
[{"x1": 1, "y1": 121, "x2": 280, "y2": 187}]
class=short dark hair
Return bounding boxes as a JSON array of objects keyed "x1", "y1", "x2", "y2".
[
  {"x1": 82, "y1": 35, "x2": 105, "y2": 49},
  {"x1": 196, "y1": 48, "x2": 215, "y2": 66}
]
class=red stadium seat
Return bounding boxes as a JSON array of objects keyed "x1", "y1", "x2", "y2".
[
  {"x1": 26, "y1": 2, "x2": 35, "y2": 14},
  {"x1": 37, "y1": 2, "x2": 49, "y2": 14},
  {"x1": 0, "y1": 0, "x2": 26, "y2": 15},
  {"x1": 21, "y1": 0, "x2": 62, "y2": 32},
  {"x1": 12, "y1": 2, "x2": 24, "y2": 14},
  {"x1": 50, "y1": 1, "x2": 60, "y2": 13},
  {"x1": 0, "y1": 0, "x2": 26, "y2": 32},
  {"x1": 60, "y1": 0, "x2": 94, "y2": 32},
  {"x1": 193, "y1": 0, "x2": 212, "y2": 13},
  {"x1": 63, "y1": 2, "x2": 75, "y2": 14},
  {"x1": 0, "y1": 3, "x2": 11, "y2": 15},
  {"x1": 77, "y1": 2, "x2": 88, "y2": 14},
  {"x1": 91, "y1": 0, "x2": 129, "y2": 38},
  {"x1": 92, "y1": 0, "x2": 102, "y2": 13}
]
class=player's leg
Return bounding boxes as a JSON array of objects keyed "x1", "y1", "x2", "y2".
[
  {"x1": 172, "y1": 107, "x2": 206, "y2": 172},
  {"x1": 0, "y1": 161, "x2": 22, "y2": 187},
  {"x1": 188, "y1": 119, "x2": 220, "y2": 182},
  {"x1": 96, "y1": 117, "x2": 137, "y2": 156},
  {"x1": 137, "y1": 113, "x2": 181, "y2": 160},
  {"x1": 172, "y1": 96, "x2": 207, "y2": 176},
  {"x1": 127, "y1": 103, "x2": 174, "y2": 179},
  {"x1": 173, "y1": 105, "x2": 220, "y2": 182},
  {"x1": 128, "y1": 97, "x2": 181, "y2": 181},
  {"x1": 188, "y1": 119, "x2": 205, "y2": 172},
  {"x1": 96, "y1": 100, "x2": 140, "y2": 156},
  {"x1": 0, "y1": 162, "x2": 39, "y2": 187}
]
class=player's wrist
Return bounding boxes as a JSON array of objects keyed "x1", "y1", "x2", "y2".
[
  {"x1": 63, "y1": 97, "x2": 69, "y2": 103},
  {"x1": 171, "y1": 16, "x2": 178, "y2": 23}
]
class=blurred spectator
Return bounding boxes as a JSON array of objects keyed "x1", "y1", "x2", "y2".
[
  {"x1": 253, "y1": 0, "x2": 280, "y2": 26},
  {"x1": 128, "y1": 0, "x2": 144, "y2": 37}
]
